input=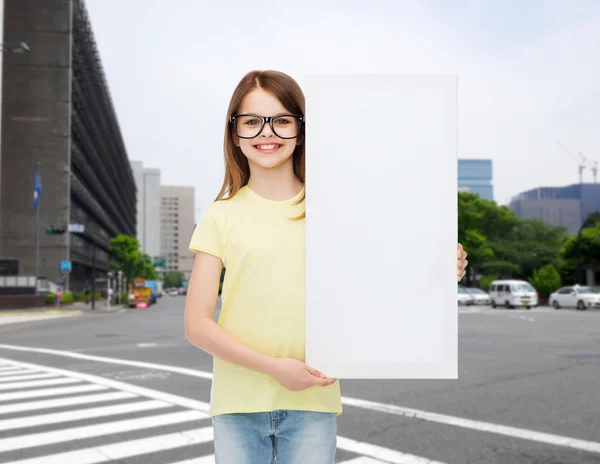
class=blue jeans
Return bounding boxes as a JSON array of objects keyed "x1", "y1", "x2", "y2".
[{"x1": 212, "y1": 410, "x2": 337, "y2": 463}]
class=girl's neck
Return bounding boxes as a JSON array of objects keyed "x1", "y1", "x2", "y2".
[{"x1": 247, "y1": 161, "x2": 303, "y2": 201}]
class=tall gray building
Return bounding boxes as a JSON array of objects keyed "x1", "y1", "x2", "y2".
[
  {"x1": 0, "y1": 0, "x2": 136, "y2": 291},
  {"x1": 130, "y1": 161, "x2": 161, "y2": 259},
  {"x1": 160, "y1": 186, "x2": 195, "y2": 280}
]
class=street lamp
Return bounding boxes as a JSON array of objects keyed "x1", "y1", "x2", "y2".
[{"x1": 1, "y1": 41, "x2": 30, "y2": 53}]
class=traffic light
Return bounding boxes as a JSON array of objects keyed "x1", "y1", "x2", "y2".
[{"x1": 46, "y1": 226, "x2": 66, "y2": 235}]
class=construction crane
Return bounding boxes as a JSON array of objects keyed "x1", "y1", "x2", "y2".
[
  {"x1": 556, "y1": 141, "x2": 587, "y2": 183},
  {"x1": 591, "y1": 160, "x2": 598, "y2": 183}
]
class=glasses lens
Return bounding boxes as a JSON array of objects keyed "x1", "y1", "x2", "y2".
[
  {"x1": 271, "y1": 116, "x2": 300, "y2": 139},
  {"x1": 235, "y1": 116, "x2": 263, "y2": 138},
  {"x1": 235, "y1": 115, "x2": 300, "y2": 139}
]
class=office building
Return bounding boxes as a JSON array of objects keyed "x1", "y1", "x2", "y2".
[
  {"x1": 160, "y1": 186, "x2": 195, "y2": 279},
  {"x1": 130, "y1": 161, "x2": 161, "y2": 259},
  {"x1": 509, "y1": 183, "x2": 600, "y2": 235},
  {"x1": 458, "y1": 159, "x2": 494, "y2": 201},
  {"x1": 0, "y1": 0, "x2": 136, "y2": 290}
]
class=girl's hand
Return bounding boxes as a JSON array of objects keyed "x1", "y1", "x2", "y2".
[
  {"x1": 457, "y1": 243, "x2": 468, "y2": 281},
  {"x1": 267, "y1": 357, "x2": 337, "y2": 391}
]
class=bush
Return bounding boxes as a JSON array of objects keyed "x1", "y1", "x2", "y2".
[
  {"x1": 479, "y1": 275, "x2": 498, "y2": 292},
  {"x1": 61, "y1": 292, "x2": 74, "y2": 304},
  {"x1": 529, "y1": 264, "x2": 561, "y2": 299},
  {"x1": 120, "y1": 292, "x2": 129, "y2": 304},
  {"x1": 46, "y1": 294, "x2": 55, "y2": 305},
  {"x1": 74, "y1": 292, "x2": 86, "y2": 302},
  {"x1": 94, "y1": 292, "x2": 102, "y2": 300}
]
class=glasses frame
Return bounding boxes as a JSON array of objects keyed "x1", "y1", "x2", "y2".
[{"x1": 230, "y1": 113, "x2": 304, "y2": 139}]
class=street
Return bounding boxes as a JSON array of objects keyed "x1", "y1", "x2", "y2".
[{"x1": 0, "y1": 300, "x2": 599, "y2": 463}]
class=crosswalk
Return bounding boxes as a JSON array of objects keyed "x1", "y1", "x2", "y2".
[{"x1": 0, "y1": 359, "x2": 438, "y2": 464}]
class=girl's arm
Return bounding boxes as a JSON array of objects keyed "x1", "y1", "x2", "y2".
[
  {"x1": 184, "y1": 252, "x2": 336, "y2": 390},
  {"x1": 184, "y1": 252, "x2": 273, "y2": 374}
]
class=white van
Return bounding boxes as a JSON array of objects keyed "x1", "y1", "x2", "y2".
[{"x1": 489, "y1": 280, "x2": 538, "y2": 309}]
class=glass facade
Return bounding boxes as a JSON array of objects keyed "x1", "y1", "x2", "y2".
[
  {"x1": 512, "y1": 183, "x2": 600, "y2": 227},
  {"x1": 458, "y1": 159, "x2": 494, "y2": 201}
]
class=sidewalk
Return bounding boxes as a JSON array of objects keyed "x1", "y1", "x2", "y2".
[{"x1": 0, "y1": 301, "x2": 126, "y2": 316}]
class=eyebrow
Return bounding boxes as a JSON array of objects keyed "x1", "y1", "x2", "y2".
[{"x1": 238, "y1": 112, "x2": 292, "y2": 117}]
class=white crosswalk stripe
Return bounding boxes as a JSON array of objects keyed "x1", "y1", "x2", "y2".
[
  {"x1": 0, "y1": 358, "x2": 445, "y2": 464},
  {"x1": 0, "y1": 372, "x2": 60, "y2": 383}
]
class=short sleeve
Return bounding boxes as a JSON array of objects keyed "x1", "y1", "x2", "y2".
[{"x1": 189, "y1": 203, "x2": 224, "y2": 258}]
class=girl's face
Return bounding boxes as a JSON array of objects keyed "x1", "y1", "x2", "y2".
[{"x1": 235, "y1": 88, "x2": 299, "y2": 171}]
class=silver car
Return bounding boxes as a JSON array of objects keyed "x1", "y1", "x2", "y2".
[
  {"x1": 549, "y1": 285, "x2": 600, "y2": 310},
  {"x1": 465, "y1": 287, "x2": 491, "y2": 305},
  {"x1": 457, "y1": 287, "x2": 474, "y2": 306}
]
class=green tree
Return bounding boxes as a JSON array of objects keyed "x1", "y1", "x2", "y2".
[
  {"x1": 529, "y1": 264, "x2": 561, "y2": 299},
  {"x1": 558, "y1": 212, "x2": 600, "y2": 284},
  {"x1": 135, "y1": 253, "x2": 158, "y2": 280},
  {"x1": 163, "y1": 272, "x2": 183, "y2": 288},
  {"x1": 458, "y1": 192, "x2": 569, "y2": 283},
  {"x1": 458, "y1": 192, "x2": 519, "y2": 283},
  {"x1": 109, "y1": 235, "x2": 157, "y2": 285}
]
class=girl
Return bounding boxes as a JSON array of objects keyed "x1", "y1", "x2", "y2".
[{"x1": 185, "y1": 70, "x2": 468, "y2": 464}]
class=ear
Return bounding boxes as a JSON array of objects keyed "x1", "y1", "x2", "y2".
[{"x1": 296, "y1": 133, "x2": 304, "y2": 146}]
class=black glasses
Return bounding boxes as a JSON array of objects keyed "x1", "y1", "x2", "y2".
[{"x1": 230, "y1": 113, "x2": 304, "y2": 139}]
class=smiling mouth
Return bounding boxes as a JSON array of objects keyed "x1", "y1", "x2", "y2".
[{"x1": 253, "y1": 144, "x2": 282, "y2": 152}]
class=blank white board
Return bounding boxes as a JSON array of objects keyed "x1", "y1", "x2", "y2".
[{"x1": 305, "y1": 74, "x2": 458, "y2": 379}]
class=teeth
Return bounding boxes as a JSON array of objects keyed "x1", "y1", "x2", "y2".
[{"x1": 256, "y1": 144, "x2": 279, "y2": 149}]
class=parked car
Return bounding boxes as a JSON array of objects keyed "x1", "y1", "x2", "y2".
[
  {"x1": 167, "y1": 289, "x2": 179, "y2": 296},
  {"x1": 549, "y1": 285, "x2": 600, "y2": 310},
  {"x1": 457, "y1": 287, "x2": 474, "y2": 306},
  {"x1": 489, "y1": 280, "x2": 538, "y2": 309},
  {"x1": 464, "y1": 287, "x2": 491, "y2": 305}
]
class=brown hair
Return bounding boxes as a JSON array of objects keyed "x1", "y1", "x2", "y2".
[{"x1": 216, "y1": 70, "x2": 305, "y2": 218}]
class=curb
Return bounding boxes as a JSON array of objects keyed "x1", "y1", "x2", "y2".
[{"x1": 0, "y1": 310, "x2": 82, "y2": 316}]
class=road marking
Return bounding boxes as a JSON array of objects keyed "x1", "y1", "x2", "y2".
[
  {"x1": 0, "y1": 366, "x2": 28, "y2": 374},
  {"x1": 167, "y1": 457, "x2": 215, "y2": 464},
  {"x1": 0, "y1": 410, "x2": 207, "y2": 453},
  {"x1": 0, "y1": 372, "x2": 60, "y2": 383},
  {"x1": 2, "y1": 344, "x2": 599, "y2": 455},
  {"x1": 0, "y1": 343, "x2": 213, "y2": 379},
  {"x1": 137, "y1": 342, "x2": 157, "y2": 347},
  {"x1": 341, "y1": 458, "x2": 404, "y2": 464},
  {"x1": 342, "y1": 396, "x2": 600, "y2": 454},
  {"x1": 3, "y1": 427, "x2": 214, "y2": 464},
  {"x1": 337, "y1": 436, "x2": 445, "y2": 463},
  {"x1": 0, "y1": 377, "x2": 81, "y2": 391},
  {"x1": 0, "y1": 384, "x2": 106, "y2": 402},
  {"x1": 0, "y1": 359, "x2": 445, "y2": 464},
  {"x1": 0, "y1": 391, "x2": 135, "y2": 415},
  {"x1": 0, "y1": 399, "x2": 172, "y2": 432}
]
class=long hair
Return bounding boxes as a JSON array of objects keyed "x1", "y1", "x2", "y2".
[{"x1": 216, "y1": 70, "x2": 305, "y2": 218}]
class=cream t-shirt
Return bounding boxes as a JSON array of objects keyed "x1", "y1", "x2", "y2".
[{"x1": 189, "y1": 186, "x2": 343, "y2": 418}]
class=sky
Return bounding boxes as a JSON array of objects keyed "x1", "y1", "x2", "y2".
[{"x1": 85, "y1": 0, "x2": 600, "y2": 219}]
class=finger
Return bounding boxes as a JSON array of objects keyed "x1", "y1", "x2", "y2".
[
  {"x1": 311, "y1": 376, "x2": 336, "y2": 387},
  {"x1": 462, "y1": 259, "x2": 468, "y2": 270},
  {"x1": 305, "y1": 365, "x2": 326, "y2": 379},
  {"x1": 457, "y1": 243, "x2": 463, "y2": 257}
]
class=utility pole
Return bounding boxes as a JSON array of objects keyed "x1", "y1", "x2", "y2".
[
  {"x1": 34, "y1": 162, "x2": 41, "y2": 293},
  {"x1": 91, "y1": 243, "x2": 96, "y2": 310}
]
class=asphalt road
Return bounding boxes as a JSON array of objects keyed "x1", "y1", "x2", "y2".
[{"x1": 0, "y1": 299, "x2": 599, "y2": 463}]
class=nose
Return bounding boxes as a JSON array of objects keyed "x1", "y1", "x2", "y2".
[{"x1": 259, "y1": 119, "x2": 275, "y2": 137}]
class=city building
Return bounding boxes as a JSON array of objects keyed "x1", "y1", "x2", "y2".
[
  {"x1": 458, "y1": 159, "x2": 494, "y2": 201},
  {"x1": 160, "y1": 186, "x2": 195, "y2": 280},
  {"x1": 130, "y1": 161, "x2": 161, "y2": 259},
  {"x1": 0, "y1": 0, "x2": 136, "y2": 291},
  {"x1": 509, "y1": 183, "x2": 600, "y2": 235}
]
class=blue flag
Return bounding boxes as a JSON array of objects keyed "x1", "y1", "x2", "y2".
[{"x1": 33, "y1": 167, "x2": 42, "y2": 208}]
